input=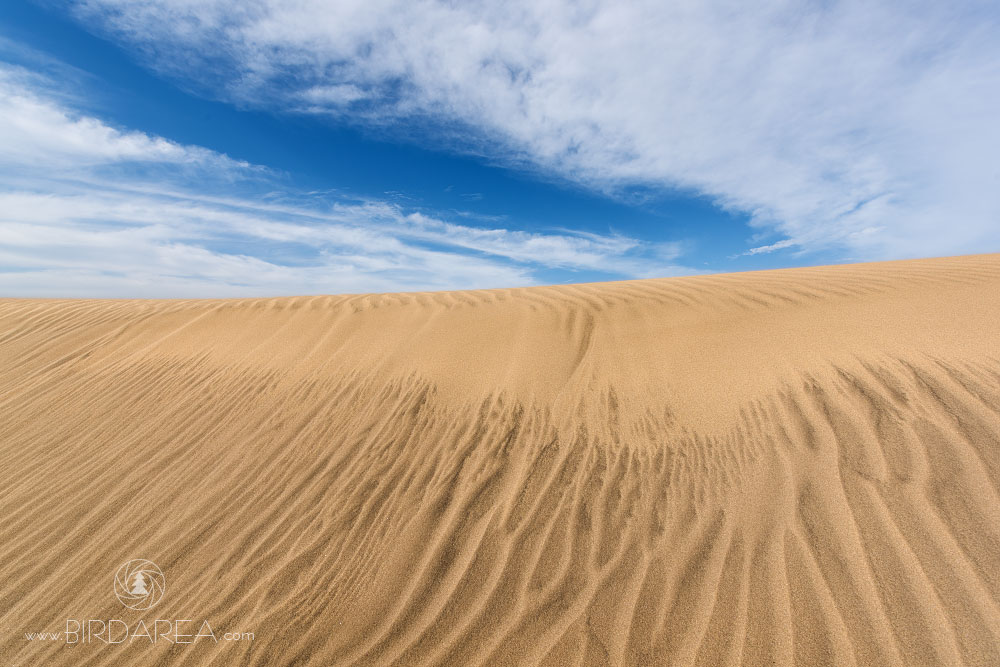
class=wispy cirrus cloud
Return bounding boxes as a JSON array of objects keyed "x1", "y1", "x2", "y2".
[
  {"x1": 0, "y1": 60, "x2": 691, "y2": 297},
  {"x1": 68, "y1": 0, "x2": 1000, "y2": 259},
  {"x1": 0, "y1": 64, "x2": 246, "y2": 172}
]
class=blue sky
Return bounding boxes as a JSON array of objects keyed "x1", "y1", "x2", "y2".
[{"x1": 1, "y1": 0, "x2": 998, "y2": 296}]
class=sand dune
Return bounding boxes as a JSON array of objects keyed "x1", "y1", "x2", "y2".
[{"x1": 2, "y1": 253, "x2": 1000, "y2": 665}]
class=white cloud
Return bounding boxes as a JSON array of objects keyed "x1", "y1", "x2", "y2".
[
  {"x1": 0, "y1": 60, "x2": 690, "y2": 297},
  {"x1": 297, "y1": 84, "x2": 369, "y2": 110},
  {"x1": 743, "y1": 239, "x2": 799, "y2": 256},
  {"x1": 0, "y1": 65, "x2": 245, "y2": 172},
  {"x1": 71, "y1": 0, "x2": 1000, "y2": 259}
]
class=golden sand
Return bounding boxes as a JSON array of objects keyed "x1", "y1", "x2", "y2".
[{"x1": 2, "y1": 253, "x2": 999, "y2": 665}]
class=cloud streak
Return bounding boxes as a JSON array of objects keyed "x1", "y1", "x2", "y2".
[
  {"x1": 0, "y1": 60, "x2": 690, "y2": 297},
  {"x1": 70, "y1": 0, "x2": 1000, "y2": 259},
  {"x1": 0, "y1": 65, "x2": 246, "y2": 172}
]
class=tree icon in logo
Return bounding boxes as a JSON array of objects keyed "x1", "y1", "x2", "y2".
[
  {"x1": 114, "y1": 559, "x2": 165, "y2": 610},
  {"x1": 130, "y1": 572, "x2": 148, "y2": 595}
]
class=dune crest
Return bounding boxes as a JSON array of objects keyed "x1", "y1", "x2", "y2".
[{"x1": 2, "y1": 254, "x2": 1000, "y2": 665}]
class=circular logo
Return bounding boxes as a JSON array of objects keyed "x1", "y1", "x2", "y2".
[{"x1": 114, "y1": 559, "x2": 165, "y2": 610}]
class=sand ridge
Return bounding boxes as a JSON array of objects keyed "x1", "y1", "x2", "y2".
[{"x1": 1, "y1": 253, "x2": 999, "y2": 665}]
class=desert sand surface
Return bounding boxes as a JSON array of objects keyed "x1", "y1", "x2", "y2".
[{"x1": 1, "y1": 253, "x2": 1000, "y2": 666}]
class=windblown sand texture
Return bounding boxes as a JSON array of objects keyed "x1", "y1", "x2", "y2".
[{"x1": 2, "y1": 254, "x2": 1000, "y2": 666}]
